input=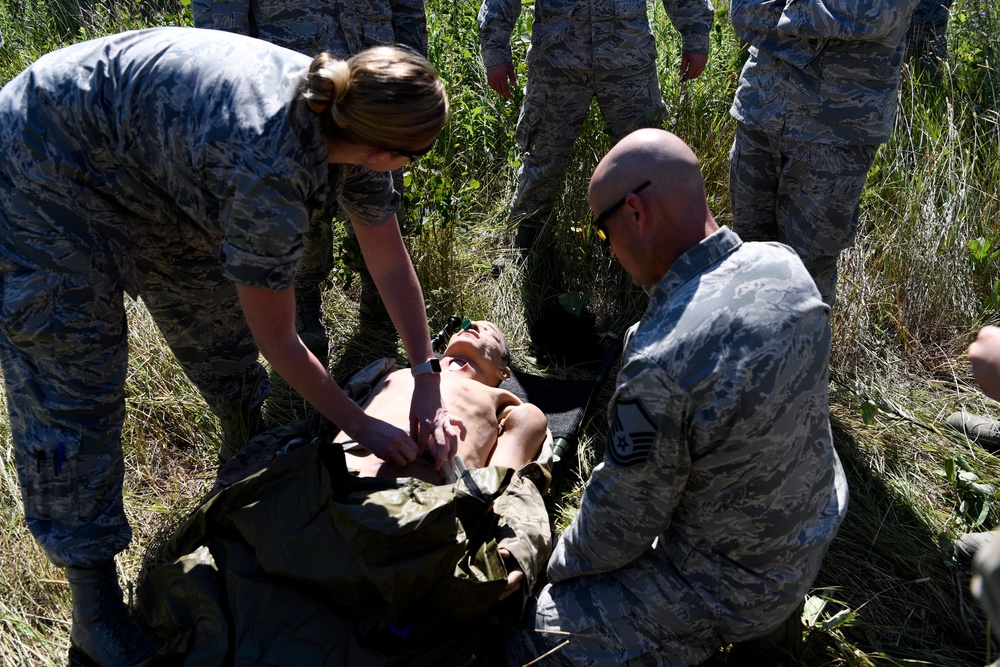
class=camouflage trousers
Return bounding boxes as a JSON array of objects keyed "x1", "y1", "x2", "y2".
[
  {"x1": 501, "y1": 560, "x2": 722, "y2": 667},
  {"x1": 295, "y1": 168, "x2": 405, "y2": 292},
  {"x1": 510, "y1": 63, "x2": 666, "y2": 228},
  {"x1": 0, "y1": 252, "x2": 268, "y2": 569},
  {"x1": 728, "y1": 122, "x2": 878, "y2": 306},
  {"x1": 907, "y1": 0, "x2": 953, "y2": 73}
]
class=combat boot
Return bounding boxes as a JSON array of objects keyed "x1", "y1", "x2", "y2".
[
  {"x1": 295, "y1": 284, "x2": 329, "y2": 364},
  {"x1": 514, "y1": 219, "x2": 545, "y2": 251},
  {"x1": 66, "y1": 561, "x2": 160, "y2": 667},
  {"x1": 946, "y1": 411, "x2": 1000, "y2": 451}
]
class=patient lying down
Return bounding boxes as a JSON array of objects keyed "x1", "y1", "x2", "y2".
[
  {"x1": 338, "y1": 320, "x2": 548, "y2": 484},
  {"x1": 136, "y1": 322, "x2": 552, "y2": 664}
]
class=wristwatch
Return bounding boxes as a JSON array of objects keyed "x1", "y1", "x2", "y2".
[{"x1": 410, "y1": 358, "x2": 442, "y2": 376}]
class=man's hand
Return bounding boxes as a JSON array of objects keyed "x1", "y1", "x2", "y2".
[
  {"x1": 354, "y1": 416, "x2": 419, "y2": 467},
  {"x1": 409, "y1": 377, "x2": 465, "y2": 468},
  {"x1": 498, "y1": 548, "x2": 524, "y2": 600},
  {"x1": 679, "y1": 53, "x2": 708, "y2": 81},
  {"x1": 971, "y1": 326, "x2": 1000, "y2": 401},
  {"x1": 487, "y1": 63, "x2": 518, "y2": 99}
]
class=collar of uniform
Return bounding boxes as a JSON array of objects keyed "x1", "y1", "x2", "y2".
[{"x1": 649, "y1": 227, "x2": 743, "y2": 305}]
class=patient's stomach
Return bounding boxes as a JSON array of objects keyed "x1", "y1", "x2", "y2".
[{"x1": 345, "y1": 447, "x2": 443, "y2": 484}]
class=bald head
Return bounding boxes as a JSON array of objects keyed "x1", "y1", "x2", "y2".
[{"x1": 589, "y1": 129, "x2": 718, "y2": 284}]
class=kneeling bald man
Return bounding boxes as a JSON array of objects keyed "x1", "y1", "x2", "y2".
[{"x1": 501, "y1": 128, "x2": 848, "y2": 666}]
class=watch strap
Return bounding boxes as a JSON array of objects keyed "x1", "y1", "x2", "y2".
[{"x1": 411, "y1": 358, "x2": 442, "y2": 376}]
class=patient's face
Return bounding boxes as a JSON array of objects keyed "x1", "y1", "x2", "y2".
[{"x1": 444, "y1": 321, "x2": 509, "y2": 386}]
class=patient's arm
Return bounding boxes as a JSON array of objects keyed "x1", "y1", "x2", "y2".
[{"x1": 489, "y1": 403, "x2": 547, "y2": 470}]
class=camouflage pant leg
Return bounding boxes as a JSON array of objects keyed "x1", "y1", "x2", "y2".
[
  {"x1": 0, "y1": 259, "x2": 131, "y2": 569},
  {"x1": 907, "y1": 0, "x2": 953, "y2": 69},
  {"x1": 509, "y1": 66, "x2": 595, "y2": 224},
  {"x1": 139, "y1": 248, "x2": 269, "y2": 427},
  {"x1": 295, "y1": 208, "x2": 337, "y2": 293},
  {"x1": 502, "y1": 569, "x2": 719, "y2": 667},
  {"x1": 594, "y1": 62, "x2": 666, "y2": 144},
  {"x1": 729, "y1": 123, "x2": 877, "y2": 306}
]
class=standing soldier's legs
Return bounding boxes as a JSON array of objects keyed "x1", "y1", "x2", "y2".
[
  {"x1": 774, "y1": 139, "x2": 877, "y2": 306},
  {"x1": 510, "y1": 66, "x2": 595, "y2": 249},
  {"x1": 907, "y1": 0, "x2": 953, "y2": 74},
  {"x1": 731, "y1": 124, "x2": 877, "y2": 305},
  {"x1": 294, "y1": 209, "x2": 335, "y2": 362},
  {"x1": 595, "y1": 62, "x2": 667, "y2": 144},
  {"x1": 729, "y1": 122, "x2": 783, "y2": 246},
  {"x1": 140, "y1": 249, "x2": 270, "y2": 462},
  {"x1": 389, "y1": 0, "x2": 429, "y2": 57},
  {"x1": 0, "y1": 259, "x2": 159, "y2": 664}
]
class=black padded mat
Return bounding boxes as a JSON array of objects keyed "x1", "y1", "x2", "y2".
[
  {"x1": 500, "y1": 337, "x2": 623, "y2": 462},
  {"x1": 501, "y1": 370, "x2": 595, "y2": 443}
]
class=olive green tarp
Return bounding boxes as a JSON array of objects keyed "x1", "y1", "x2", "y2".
[{"x1": 137, "y1": 417, "x2": 551, "y2": 666}]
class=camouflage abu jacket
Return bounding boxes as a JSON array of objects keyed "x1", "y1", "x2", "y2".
[
  {"x1": 191, "y1": 0, "x2": 428, "y2": 59},
  {"x1": 548, "y1": 228, "x2": 848, "y2": 638},
  {"x1": 0, "y1": 27, "x2": 398, "y2": 297},
  {"x1": 478, "y1": 0, "x2": 714, "y2": 70},
  {"x1": 729, "y1": 0, "x2": 921, "y2": 144}
]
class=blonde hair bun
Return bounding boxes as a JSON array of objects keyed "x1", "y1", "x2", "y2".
[{"x1": 304, "y1": 55, "x2": 351, "y2": 114}]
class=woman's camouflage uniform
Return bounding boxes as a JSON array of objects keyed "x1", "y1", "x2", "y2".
[{"x1": 0, "y1": 27, "x2": 398, "y2": 569}]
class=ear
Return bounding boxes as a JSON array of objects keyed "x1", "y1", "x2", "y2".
[
  {"x1": 625, "y1": 191, "x2": 652, "y2": 236},
  {"x1": 366, "y1": 148, "x2": 400, "y2": 170}
]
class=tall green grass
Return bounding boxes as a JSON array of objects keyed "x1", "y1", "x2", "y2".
[{"x1": 2, "y1": 0, "x2": 1000, "y2": 664}]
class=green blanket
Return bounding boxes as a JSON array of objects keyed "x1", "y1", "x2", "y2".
[{"x1": 137, "y1": 419, "x2": 551, "y2": 666}]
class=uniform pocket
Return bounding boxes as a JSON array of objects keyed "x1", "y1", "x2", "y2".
[
  {"x1": 515, "y1": 82, "x2": 546, "y2": 154},
  {"x1": 19, "y1": 425, "x2": 81, "y2": 523}
]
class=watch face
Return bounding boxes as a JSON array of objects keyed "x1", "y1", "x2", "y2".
[{"x1": 429, "y1": 358, "x2": 442, "y2": 373}]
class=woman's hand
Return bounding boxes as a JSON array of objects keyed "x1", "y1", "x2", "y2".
[
  {"x1": 354, "y1": 415, "x2": 419, "y2": 467},
  {"x1": 409, "y1": 375, "x2": 465, "y2": 468}
]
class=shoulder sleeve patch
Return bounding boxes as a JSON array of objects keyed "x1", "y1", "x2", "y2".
[{"x1": 607, "y1": 396, "x2": 658, "y2": 467}]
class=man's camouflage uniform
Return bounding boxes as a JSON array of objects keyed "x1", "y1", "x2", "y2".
[
  {"x1": 478, "y1": 0, "x2": 713, "y2": 245},
  {"x1": 728, "y1": 0, "x2": 919, "y2": 306},
  {"x1": 191, "y1": 0, "x2": 428, "y2": 59},
  {"x1": 193, "y1": 0, "x2": 427, "y2": 337},
  {"x1": 0, "y1": 27, "x2": 399, "y2": 569},
  {"x1": 503, "y1": 228, "x2": 848, "y2": 666}
]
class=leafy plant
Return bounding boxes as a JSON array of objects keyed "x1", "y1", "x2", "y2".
[{"x1": 940, "y1": 455, "x2": 997, "y2": 529}]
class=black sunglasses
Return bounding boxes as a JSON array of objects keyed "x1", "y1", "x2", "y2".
[
  {"x1": 383, "y1": 137, "x2": 437, "y2": 159},
  {"x1": 591, "y1": 181, "x2": 651, "y2": 241}
]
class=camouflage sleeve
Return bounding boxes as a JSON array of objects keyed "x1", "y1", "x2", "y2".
[
  {"x1": 778, "y1": 0, "x2": 918, "y2": 41},
  {"x1": 494, "y1": 463, "x2": 553, "y2": 592},
  {"x1": 336, "y1": 165, "x2": 400, "y2": 227},
  {"x1": 207, "y1": 146, "x2": 315, "y2": 290},
  {"x1": 191, "y1": 0, "x2": 252, "y2": 34},
  {"x1": 547, "y1": 361, "x2": 689, "y2": 582},
  {"x1": 662, "y1": 0, "x2": 715, "y2": 54},
  {"x1": 390, "y1": 0, "x2": 429, "y2": 56},
  {"x1": 477, "y1": 0, "x2": 520, "y2": 68}
]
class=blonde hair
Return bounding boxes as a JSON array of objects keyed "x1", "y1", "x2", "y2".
[{"x1": 302, "y1": 45, "x2": 449, "y2": 151}]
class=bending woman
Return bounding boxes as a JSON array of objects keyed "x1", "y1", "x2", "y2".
[{"x1": 0, "y1": 26, "x2": 458, "y2": 665}]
